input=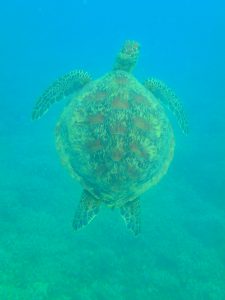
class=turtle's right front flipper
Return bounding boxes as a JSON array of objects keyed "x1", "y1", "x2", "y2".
[{"x1": 32, "y1": 70, "x2": 91, "y2": 120}]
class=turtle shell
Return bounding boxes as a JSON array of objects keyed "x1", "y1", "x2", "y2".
[{"x1": 55, "y1": 70, "x2": 174, "y2": 207}]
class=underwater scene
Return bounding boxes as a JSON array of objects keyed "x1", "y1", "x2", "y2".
[{"x1": 1, "y1": 0, "x2": 225, "y2": 299}]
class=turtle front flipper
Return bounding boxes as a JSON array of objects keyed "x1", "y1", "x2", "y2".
[
  {"x1": 144, "y1": 78, "x2": 188, "y2": 134},
  {"x1": 120, "y1": 199, "x2": 141, "y2": 236},
  {"x1": 73, "y1": 190, "x2": 101, "y2": 231},
  {"x1": 32, "y1": 70, "x2": 91, "y2": 120}
]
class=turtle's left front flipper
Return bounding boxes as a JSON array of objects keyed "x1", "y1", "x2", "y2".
[
  {"x1": 32, "y1": 70, "x2": 91, "y2": 120},
  {"x1": 120, "y1": 198, "x2": 141, "y2": 236},
  {"x1": 144, "y1": 78, "x2": 188, "y2": 134}
]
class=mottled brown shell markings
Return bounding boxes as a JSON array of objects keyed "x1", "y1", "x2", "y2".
[
  {"x1": 111, "y1": 148, "x2": 124, "y2": 161},
  {"x1": 56, "y1": 70, "x2": 175, "y2": 205},
  {"x1": 110, "y1": 123, "x2": 127, "y2": 135},
  {"x1": 112, "y1": 97, "x2": 129, "y2": 109},
  {"x1": 133, "y1": 117, "x2": 150, "y2": 131},
  {"x1": 87, "y1": 139, "x2": 103, "y2": 152},
  {"x1": 130, "y1": 143, "x2": 149, "y2": 160},
  {"x1": 88, "y1": 113, "x2": 104, "y2": 124}
]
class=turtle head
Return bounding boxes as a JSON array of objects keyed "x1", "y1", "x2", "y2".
[{"x1": 113, "y1": 40, "x2": 140, "y2": 73}]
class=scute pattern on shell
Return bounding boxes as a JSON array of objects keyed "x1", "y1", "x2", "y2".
[{"x1": 56, "y1": 71, "x2": 174, "y2": 207}]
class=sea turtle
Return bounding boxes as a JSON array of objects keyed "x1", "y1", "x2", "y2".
[{"x1": 32, "y1": 40, "x2": 188, "y2": 236}]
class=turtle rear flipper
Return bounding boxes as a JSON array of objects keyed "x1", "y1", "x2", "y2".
[
  {"x1": 32, "y1": 70, "x2": 91, "y2": 120},
  {"x1": 144, "y1": 78, "x2": 188, "y2": 134},
  {"x1": 120, "y1": 199, "x2": 141, "y2": 236},
  {"x1": 73, "y1": 190, "x2": 101, "y2": 231}
]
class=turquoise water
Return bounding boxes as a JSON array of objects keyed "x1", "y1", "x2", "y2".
[{"x1": 1, "y1": 0, "x2": 225, "y2": 299}]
